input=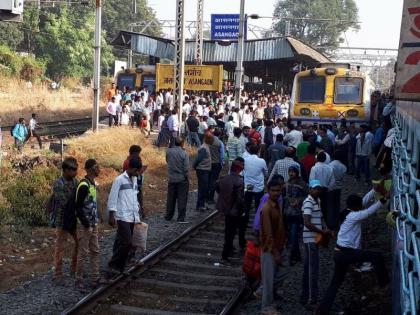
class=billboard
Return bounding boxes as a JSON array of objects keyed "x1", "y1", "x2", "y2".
[
  {"x1": 210, "y1": 14, "x2": 247, "y2": 41},
  {"x1": 395, "y1": 0, "x2": 420, "y2": 100},
  {"x1": 156, "y1": 64, "x2": 223, "y2": 92}
]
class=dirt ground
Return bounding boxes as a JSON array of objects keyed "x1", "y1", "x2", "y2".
[{"x1": 0, "y1": 139, "x2": 198, "y2": 292}]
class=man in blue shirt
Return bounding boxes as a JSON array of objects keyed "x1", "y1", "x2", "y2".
[
  {"x1": 12, "y1": 118, "x2": 28, "y2": 152},
  {"x1": 372, "y1": 122, "x2": 385, "y2": 156}
]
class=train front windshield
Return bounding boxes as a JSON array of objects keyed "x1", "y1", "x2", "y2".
[
  {"x1": 334, "y1": 77, "x2": 363, "y2": 104},
  {"x1": 298, "y1": 76, "x2": 326, "y2": 103},
  {"x1": 117, "y1": 74, "x2": 136, "y2": 89}
]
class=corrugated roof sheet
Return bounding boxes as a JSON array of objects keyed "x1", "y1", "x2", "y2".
[{"x1": 111, "y1": 31, "x2": 330, "y2": 64}]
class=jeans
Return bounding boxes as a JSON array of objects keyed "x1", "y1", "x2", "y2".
[
  {"x1": 222, "y1": 215, "x2": 240, "y2": 260},
  {"x1": 165, "y1": 180, "x2": 189, "y2": 221},
  {"x1": 108, "y1": 114, "x2": 118, "y2": 127},
  {"x1": 188, "y1": 132, "x2": 201, "y2": 147},
  {"x1": 169, "y1": 131, "x2": 178, "y2": 147},
  {"x1": 196, "y1": 169, "x2": 210, "y2": 209},
  {"x1": 258, "y1": 251, "x2": 289, "y2": 311},
  {"x1": 348, "y1": 150, "x2": 356, "y2": 174},
  {"x1": 239, "y1": 191, "x2": 264, "y2": 249},
  {"x1": 356, "y1": 155, "x2": 371, "y2": 182},
  {"x1": 327, "y1": 189, "x2": 341, "y2": 231},
  {"x1": 301, "y1": 242, "x2": 319, "y2": 304},
  {"x1": 76, "y1": 226, "x2": 100, "y2": 282},
  {"x1": 109, "y1": 220, "x2": 134, "y2": 271},
  {"x1": 319, "y1": 188, "x2": 329, "y2": 221},
  {"x1": 208, "y1": 163, "x2": 222, "y2": 202},
  {"x1": 284, "y1": 215, "x2": 302, "y2": 261},
  {"x1": 54, "y1": 228, "x2": 78, "y2": 277},
  {"x1": 319, "y1": 248, "x2": 389, "y2": 314}
]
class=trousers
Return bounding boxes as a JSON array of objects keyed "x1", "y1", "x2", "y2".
[
  {"x1": 109, "y1": 221, "x2": 134, "y2": 271},
  {"x1": 188, "y1": 132, "x2": 201, "y2": 147},
  {"x1": 222, "y1": 215, "x2": 240, "y2": 260},
  {"x1": 301, "y1": 242, "x2": 319, "y2": 304},
  {"x1": 239, "y1": 191, "x2": 264, "y2": 249},
  {"x1": 259, "y1": 251, "x2": 288, "y2": 311},
  {"x1": 319, "y1": 248, "x2": 389, "y2": 314},
  {"x1": 76, "y1": 225, "x2": 100, "y2": 282},
  {"x1": 54, "y1": 228, "x2": 78, "y2": 277},
  {"x1": 196, "y1": 169, "x2": 210, "y2": 209},
  {"x1": 165, "y1": 180, "x2": 189, "y2": 221},
  {"x1": 208, "y1": 163, "x2": 222, "y2": 201},
  {"x1": 327, "y1": 189, "x2": 341, "y2": 231},
  {"x1": 356, "y1": 155, "x2": 371, "y2": 182}
]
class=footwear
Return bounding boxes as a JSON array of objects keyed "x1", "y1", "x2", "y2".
[
  {"x1": 253, "y1": 290, "x2": 262, "y2": 299},
  {"x1": 91, "y1": 277, "x2": 111, "y2": 288},
  {"x1": 220, "y1": 258, "x2": 233, "y2": 266},
  {"x1": 304, "y1": 302, "x2": 319, "y2": 311},
  {"x1": 177, "y1": 220, "x2": 189, "y2": 224},
  {"x1": 207, "y1": 200, "x2": 215, "y2": 205},
  {"x1": 75, "y1": 280, "x2": 91, "y2": 293},
  {"x1": 105, "y1": 265, "x2": 122, "y2": 276}
]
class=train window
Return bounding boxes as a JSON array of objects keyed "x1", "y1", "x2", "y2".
[
  {"x1": 142, "y1": 76, "x2": 156, "y2": 91},
  {"x1": 117, "y1": 74, "x2": 136, "y2": 89},
  {"x1": 334, "y1": 77, "x2": 363, "y2": 104},
  {"x1": 298, "y1": 76, "x2": 326, "y2": 103}
]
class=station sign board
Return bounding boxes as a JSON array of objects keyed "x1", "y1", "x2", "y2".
[
  {"x1": 156, "y1": 64, "x2": 223, "y2": 92},
  {"x1": 395, "y1": 0, "x2": 420, "y2": 100},
  {"x1": 210, "y1": 14, "x2": 247, "y2": 41}
]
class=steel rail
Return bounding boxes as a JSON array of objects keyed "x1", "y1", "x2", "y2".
[{"x1": 61, "y1": 210, "x2": 245, "y2": 315}]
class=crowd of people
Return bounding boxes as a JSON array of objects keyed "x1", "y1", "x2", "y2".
[{"x1": 45, "y1": 83, "x2": 397, "y2": 314}]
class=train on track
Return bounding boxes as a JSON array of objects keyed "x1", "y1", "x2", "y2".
[{"x1": 290, "y1": 63, "x2": 375, "y2": 124}]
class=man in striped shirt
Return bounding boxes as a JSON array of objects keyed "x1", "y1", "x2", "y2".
[{"x1": 301, "y1": 179, "x2": 331, "y2": 309}]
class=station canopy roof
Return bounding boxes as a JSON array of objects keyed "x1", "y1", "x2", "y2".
[{"x1": 111, "y1": 31, "x2": 330, "y2": 80}]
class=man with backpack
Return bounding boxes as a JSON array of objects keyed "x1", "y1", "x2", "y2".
[
  {"x1": 75, "y1": 159, "x2": 105, "y2": 291},
  {"x1": 50, "y1": 157, "x2": 79, "y2": 281}
]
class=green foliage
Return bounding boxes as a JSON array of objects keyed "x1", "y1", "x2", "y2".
[
  {"x1": 0, "y1": 22, "x2": 24, "y2": 50},
  {"x1": 272, "y1": 0, "x2": 360, "y2": 51},
  {"x1": 0, "y1": 44, "x2": 45, "y2": 80},
  {"x1": 1, "y1": 167, "x2": 59, "y2": 227}
]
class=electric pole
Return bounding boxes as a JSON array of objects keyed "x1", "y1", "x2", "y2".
[
  {"x1": 174, "y1": 0, "x2": 186, "y2": 134},
  {"x1": 92, "y1": 0, "x2": 102, "y2": 132},
  {"x1": 234, "y1": 0, "x2": 245, "y2": 107},
  {"x1": 195, "y1": 0, "x2": 204, "y2": 65}
]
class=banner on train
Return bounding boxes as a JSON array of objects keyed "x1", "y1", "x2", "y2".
[
  {"x1": 395, "y1": 0, "x2": 420, "y2": 100},
  {"x1": 156, "y1": 64, "x2": 223, "y2": 92}
]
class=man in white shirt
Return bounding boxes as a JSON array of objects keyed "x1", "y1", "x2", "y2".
[
  {"x1": 241, "y1": 144, "x2": 268, "y2": 249},
  {"x1": 107, "y1": 157, "x2": 143, "y2": 273},
  {"x1": 319, "y1": 194, "x2": 389, "y2": 314},
  {"x1": 284, "y1": 123, "x2": 303, "y2": 148},
  {"x1": 27, "y1": 113, "x2": 43, "y2": 149},
  {"x1": 167, "y1": 109, "x2": 179, "y2": 147},
  {"x1": 106, "y1": 97, "x2": 118, "y2": 127}
]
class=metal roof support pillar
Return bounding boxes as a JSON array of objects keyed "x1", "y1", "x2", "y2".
[
  {"x1": 174, "y1": 0, "x2": 186, "y2": 135},
  {"x1": 127, "y1": 24, "x2": 133, "y2": 69},
  {"x1": 92, "y1": 0, "x2": 102, "y2": 132},
  {"x1": 234, "y1": 0, "x2": 245, "y2": 107},
  {"x1": 195, "y1": 0, "x2": 204, "y2": 65}
]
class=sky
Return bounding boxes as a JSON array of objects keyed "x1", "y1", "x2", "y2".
[{"x1": 148, "y1": 0, "x2": 404, "y2": 50}]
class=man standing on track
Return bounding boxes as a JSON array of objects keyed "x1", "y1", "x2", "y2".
[
  {"x1": 27, "y1": 113, "x2": 43, "y2": 149},
  {"x1": 215, "y1": 160, "x2": 244, "y2": 263},
  {"x1": 258, "y1": 176, "x2": 288, "y2": 314},
  {"x1": 164, "y1": 137, "x2": 190, "y2": 223},
  {"x1": 107, "y1": 157, "x2": 143, "y2": 274}
]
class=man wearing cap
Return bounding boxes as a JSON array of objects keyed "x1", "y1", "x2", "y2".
[
  {"x1": 107, "y1": 157, "x2": 143, "y2": 273},
  {"x1": 301, "y1": 179, "x2": 331, "y2": 309}
]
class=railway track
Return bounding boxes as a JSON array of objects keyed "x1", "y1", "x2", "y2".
[
  {"x1": 62, "y1": 211, "x2": 251, "y2": 315},
  {"x1": 4, "y1": 116, "x2": 108, "y2": 138}
]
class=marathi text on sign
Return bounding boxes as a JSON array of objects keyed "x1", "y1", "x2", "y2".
[{"x1": 156, "y1": 64, "x2": 223, "y2": 92}]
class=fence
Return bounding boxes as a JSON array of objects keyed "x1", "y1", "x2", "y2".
[{"x1": 392, "y1": 111, "x2": 420, "y2": 315}]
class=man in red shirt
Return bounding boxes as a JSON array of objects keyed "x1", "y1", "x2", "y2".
[{"x1": 300, "y1": 144, "x2": 317, "y2": 182}]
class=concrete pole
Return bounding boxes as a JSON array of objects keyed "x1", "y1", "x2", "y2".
[
  {"x1": 92, "y1": 0, "x2": 102, "y2": 132},
  {"x1": 234, "y1": 0, "x2": 245, "y2": 107},
  {"x1": 174, "y1": 0, "x2": 186, "y2": 135}
]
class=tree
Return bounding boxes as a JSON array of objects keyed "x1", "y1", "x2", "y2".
[
  {"x1": 34, "y1": 6, "x2": 113, "y2": 78},
  {"x1": 0, "y1": 22, "x2": 23, "y2": 50},
  {"x1": 271, "y1": 0, "x2": 360, "y2": 52}
]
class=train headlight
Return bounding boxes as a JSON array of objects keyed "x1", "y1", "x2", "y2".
[
  {"x1": 300, "y1": 108, "x2": 311, "y2": 116},
  {"x1": 347, "y1": 109, "x2": 359, "y2": 117},
  {"x1": 325, "y1": 68, "x2": 337, "y2": 75}
]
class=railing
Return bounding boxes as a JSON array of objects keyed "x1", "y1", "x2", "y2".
[{"x1": 392, "y1": 112, "x2": 420, "y2": 315}]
